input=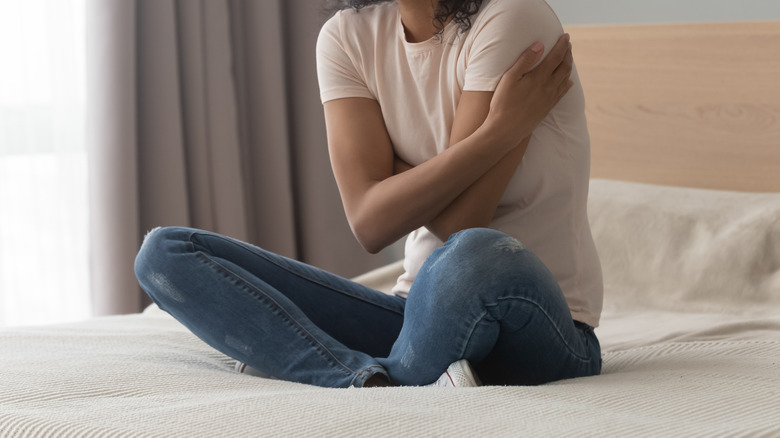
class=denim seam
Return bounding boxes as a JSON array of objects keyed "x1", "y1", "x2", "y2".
[
  {"x1": 484, "y1": 295, "x2": 593, "y2": 363},
  {"x1": 193, "y1": 251, "x2": 358, "y2": 379},
  {"x1": 458, "y1": 309, "x2": 490, "y2": 359},
  {"x1": 191, "y1": 232, "x2": 405, "y2": 317}
]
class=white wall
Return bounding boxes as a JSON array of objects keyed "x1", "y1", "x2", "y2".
[{"x1": 546, "y1": 0, "x2": 780, "y2": 25}]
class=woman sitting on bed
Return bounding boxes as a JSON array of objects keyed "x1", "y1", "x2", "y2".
[{"x1": 134, "y1": 0, "x2": 603, "y2": 388}]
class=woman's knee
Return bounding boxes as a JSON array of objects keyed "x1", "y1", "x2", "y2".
[
  {"x1": 419, "y1": 228, "x2": 553, "y2": 301},
  {"x1": 135, "y1": 227, "x2": 180, "y2": 272},
  {"x1": 450, "y1": 228, "x2": 526, "y2": 256},
  {"x1": 134, "y1": 226, "x2": 194, "y2": 305},
  {"x1": 437, "y1": 228, "x2": 534, "y2": 273}
]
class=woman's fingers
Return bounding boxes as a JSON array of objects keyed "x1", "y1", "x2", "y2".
[
  {"x1": 551, "y1": 42, "x2": 573, "y2": 83},
  {"x1": 507, "y1": 40, "x2": 545, "y2": 78},
  {"x1": 487, "y1": 33, "x2": 576, "y2": 142},
  {"x1": 532, "y1": 33, "x2": 571, "y2": 78}
]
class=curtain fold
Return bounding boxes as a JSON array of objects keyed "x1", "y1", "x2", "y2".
[
  {"x1": 86, "y1": 0, "x2": 402, "y2": 316},
  {"x1": 86, "y1": 0, "x2": 141, "y2": 315}
]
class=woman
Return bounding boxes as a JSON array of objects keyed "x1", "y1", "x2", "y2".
[{"x1": 135, "y1": 0, "x2": 603, "y2": 388}]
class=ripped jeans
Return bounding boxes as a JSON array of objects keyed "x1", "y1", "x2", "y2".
[{"x1": 134, "y1": 227, "x2": 601, "y2": 388}]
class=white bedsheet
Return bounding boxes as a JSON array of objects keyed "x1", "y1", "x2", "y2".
[{"x1": 1, "y1": 179, "x2": 779, "y2": 436}]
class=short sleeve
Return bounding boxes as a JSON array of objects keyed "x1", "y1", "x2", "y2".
[
  {"x1": 463, "y1": 0, "x2": 564, "y2": 92},
  {"x1": 316, "y1": 12, "x2": 374, "y2": 103}
]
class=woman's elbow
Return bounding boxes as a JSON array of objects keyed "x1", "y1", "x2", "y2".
[
  {"x1": 349, "y1": 214, "x2": 392, "y2": 254},
  {"x1": 351, "y1": 222, "x2": 385, "y2": 254},
  {"x1": 361, "y1": 240, "x2": 384, "y2": 255}
]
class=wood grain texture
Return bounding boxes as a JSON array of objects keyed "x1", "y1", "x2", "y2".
[{"x1": 569, "y1": 21, "x2": 780, "y2": 192}]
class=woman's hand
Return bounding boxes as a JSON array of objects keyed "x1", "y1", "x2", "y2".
[{"x1": 486, "y1": 33, "x2": 574, "y2": 142}]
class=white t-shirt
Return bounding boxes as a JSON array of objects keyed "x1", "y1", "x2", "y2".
[{"x1": 316, "y1": 0, "x2": 603, "y2": 327}]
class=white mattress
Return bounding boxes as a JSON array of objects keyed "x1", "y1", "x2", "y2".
[{"x1": 2, "y1": 179, "x2": 779, "y2": 436}]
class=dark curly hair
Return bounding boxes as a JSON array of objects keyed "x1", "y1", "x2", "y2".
[{"x1": 324, "y1": 0, "x2": 484, "y2": 34}]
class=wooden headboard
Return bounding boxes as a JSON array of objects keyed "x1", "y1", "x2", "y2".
[{"x1": 569, "y1": 21, "x2": 780, "y2": 192}]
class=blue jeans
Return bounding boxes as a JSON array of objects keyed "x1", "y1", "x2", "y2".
[{"x1": 134, "y1": 227, "x2": 601, "y2": 388}]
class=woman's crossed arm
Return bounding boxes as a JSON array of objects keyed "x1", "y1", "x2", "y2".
[{"x1": 324, "y1": 34, "x2": 572, "y2": 253}]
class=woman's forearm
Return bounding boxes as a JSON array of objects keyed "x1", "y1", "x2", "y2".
[
  {"x1": 416, "y1": 85, "x2": 527, "y2": 242},
  {"x1": 419, "y1": 34, "x2": 575, "y2": 242},
  {"x1": 336, "y1": 115, "x2": 518, "y2": 253},
  {"x1": 424, "y1": 137, "x2": 530, "y2": 241}
]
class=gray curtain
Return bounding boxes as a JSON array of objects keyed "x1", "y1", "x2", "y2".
[{"x1": 86, "y1": 0, "x2": 402, "y2": 316}]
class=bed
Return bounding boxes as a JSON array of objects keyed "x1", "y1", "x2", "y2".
[{"x1": 2, "y1": 21, "x2": 779, "y2": 436}]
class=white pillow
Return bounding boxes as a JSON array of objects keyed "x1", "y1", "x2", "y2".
[{"x1": 588, "y1": 179, "x2": 780, "y2": 315}]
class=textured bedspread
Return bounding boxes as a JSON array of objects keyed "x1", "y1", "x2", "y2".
[
  {"x1": 2, "y1": 180, "x2": 779, "y2": 437},
  {"x1": 1, "y1": 308, "x2": 778, "y2": 437}
]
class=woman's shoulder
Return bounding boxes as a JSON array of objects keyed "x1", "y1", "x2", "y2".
[
  {"x1": 460, "y1": 0, "x2": 564, "y2": 91},
  {"x1": 318, "y1": 2, "x2": 398, "y2": 66},
  {"x1": 477, "y1": 0, "x2": 555, "y2": 15},
  {"x1": 466, "y1": 0, "x2": 563, "y2": 50},
  {"x1": 321, "y1": 2, "x2": 398, "y2": 39},
  {"x1": 471, "y1": 0, "x2": 561, "y2": 32}
]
